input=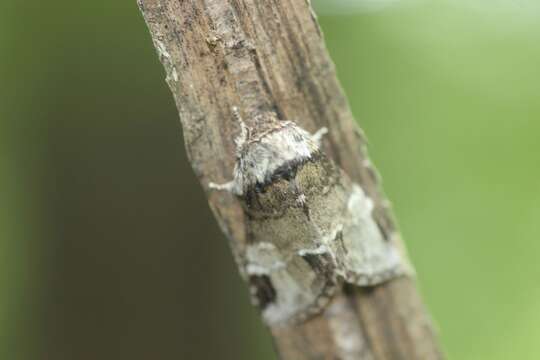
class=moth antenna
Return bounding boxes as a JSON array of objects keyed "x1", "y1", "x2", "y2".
[
  {"x1": 312, "y1": 127, "x2": 328, "y2": 147},
  {"x1": 209, "y1": 181, "x2": 236, "y2": 193}
]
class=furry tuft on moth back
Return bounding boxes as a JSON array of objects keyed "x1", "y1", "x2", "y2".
[
  {"x1": 209, "y1": 107, "x2": 327, "y2": 197},
  {"x1": 210, "y1": 108, "x2": 406, "y2": 326}
]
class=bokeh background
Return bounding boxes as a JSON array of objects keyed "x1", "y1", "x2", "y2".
[{"x1": 2, "y1": 0, "x2": 540, "y2": 359}]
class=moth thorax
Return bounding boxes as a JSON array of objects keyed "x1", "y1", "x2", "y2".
[{"x1": 237, "y1": 123, "x2": 319, "y2": 191}]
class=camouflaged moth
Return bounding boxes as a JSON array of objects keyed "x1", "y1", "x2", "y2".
[{"x1": 210, "y1": 108, "x2": 404, "y2": 325}]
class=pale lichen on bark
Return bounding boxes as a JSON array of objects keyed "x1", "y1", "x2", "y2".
[{"x1": 138, "y1": 0, "x2": 443, "y2": 358}]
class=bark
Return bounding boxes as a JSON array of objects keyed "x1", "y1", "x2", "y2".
[{"x1": 138, "y1": 1, "x2": 443, "y2": 359}]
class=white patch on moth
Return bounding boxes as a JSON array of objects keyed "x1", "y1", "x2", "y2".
[
  {"x1": 336, "y1": 184, "x2": 402, "y2": 283},
  {"x1": 245, "y1": 242, "x2": 287, "y2": 275},
  {"x1": 246, "y1": 242, "x2": 332, "y2": 325},
  {"x1": 348, "y1": 184, "x2": 374, "y2": 215},
  {"x1": 246, "y1": 262, "x2": 286, "y2": 275},
  {"x1": 298, "y1": 244, "x2": 330, "y2": 257},
  {"x1": 236, "y1": 122, "x2": 315, "y2": 184},
  {"x1": 208, "y1": 180, "x2": 235, "y2": 192},
  {"x1": 261, "y1": 276, "x2": 308, "y2": 325}
]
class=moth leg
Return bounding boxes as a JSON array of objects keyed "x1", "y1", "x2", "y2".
[
  {"x1": 208, "y1": 107, "x2": 246, "y2": 195},
  {"x1": 208, "y1": 180, "x2": 236, "y2": 193},
  {"x1": 312, "y1": 127, "x2": 328, "y2": 147}
]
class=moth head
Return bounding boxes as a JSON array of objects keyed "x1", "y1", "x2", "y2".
[
  {"x1": 209, "y1": 109, "x2": 323, "y2": 196},
  {"x1": 232, "y1": 112, "x2": 320, "y2": 195}
]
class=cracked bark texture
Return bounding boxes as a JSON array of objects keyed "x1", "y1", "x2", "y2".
[{"x1": 138, "y1": 1, "x2": 443, "y2": 359}]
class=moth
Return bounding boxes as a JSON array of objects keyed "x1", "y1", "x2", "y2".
[{"x1": 210, "y1": 108, "x2": 404, "y2": 325}]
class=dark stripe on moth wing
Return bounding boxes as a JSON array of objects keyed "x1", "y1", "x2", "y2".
[
  {"x1": 301, "y1": 198, "x2": 310, "y2": 220},
  {"x1": 243, "y1": 153, "x2": 321, "y2": 218},
  {"x1": 242, "y1": 151, "x2": 332, "y2": 219},
  {"x1": 249, "y1": 275, "x2": 277, "y2": 310},
  {"x1": 372, "y1": 206, "x2": 395, "y2": 241},
  {"x1": 336, "y1": 230, "x2": 347, "y2": 255},
  {"x1": 333, "y1": 230, "x2": 348, "y2": 270},
  {"x1": 300, "y1": 251, "x2": 335, "y2": 279},
  {"x1": 252, "y1": 151, "x2": 323, "y2": 194}
]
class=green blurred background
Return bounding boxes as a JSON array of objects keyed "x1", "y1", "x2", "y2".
[{"x1": 2, "y1": 0, "x2": 539, "y2": 359}]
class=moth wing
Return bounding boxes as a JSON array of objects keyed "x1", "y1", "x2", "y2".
[
  {"x1": 246, "y1": 241, "x2": 338, "y2": 324},
  {"x1": 335, "y1": 184, "x2": 403, "y2": 285}
]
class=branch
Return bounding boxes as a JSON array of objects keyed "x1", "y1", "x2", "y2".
[{"x1": 138, "y1": 1, "x2": 442, "y2": 358}]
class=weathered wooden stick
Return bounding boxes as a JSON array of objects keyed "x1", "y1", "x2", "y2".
[{"x1": 138, "y1": 1, "x2": 442, "y2": 358}]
